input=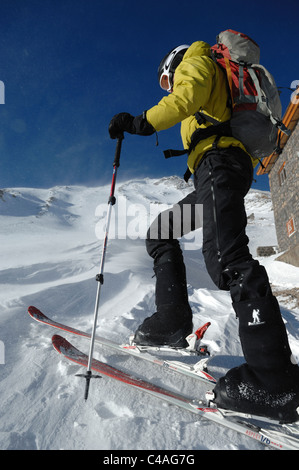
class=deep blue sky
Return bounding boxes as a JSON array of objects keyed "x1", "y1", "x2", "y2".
[{"x1": 0, "y1": 0, "x2": 297, "y2": 191}]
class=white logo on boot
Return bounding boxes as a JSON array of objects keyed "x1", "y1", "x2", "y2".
[{"x1": 248, "y1": 309, "x2": 266, "y2": 326}]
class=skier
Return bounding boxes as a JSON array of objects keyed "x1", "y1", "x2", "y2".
[{"x1": 108, "y1": 41, "x2": 299, "y2": 422}]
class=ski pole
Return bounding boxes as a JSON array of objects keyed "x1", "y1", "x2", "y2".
[{"x1": 83, "y1": 135, "x2": 124, "y2": 400}]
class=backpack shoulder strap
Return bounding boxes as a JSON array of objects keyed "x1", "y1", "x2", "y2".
[{"x1": 223, "y1": 57, "x2": 234, "y2": 104}]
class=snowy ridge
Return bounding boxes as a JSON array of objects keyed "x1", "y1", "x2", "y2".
[{"x1": 0, "y1": 176, "x2": 298, "y2": 450}]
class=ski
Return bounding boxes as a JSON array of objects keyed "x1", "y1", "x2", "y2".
[
  {"x1": 52, "y1": 334, "x2": 299, "y2": 451},
  {"x1": 28, "y1": 306, "x2": 216, "y2": 384}
]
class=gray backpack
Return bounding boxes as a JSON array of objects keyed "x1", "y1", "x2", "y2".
[{"x1": 208, "y1": 29, "x2": 290, "y2": 159}]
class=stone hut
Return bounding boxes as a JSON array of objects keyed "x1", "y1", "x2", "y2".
[{"x1": 257, "y1": 96, "x2": 299, "y2": 267}]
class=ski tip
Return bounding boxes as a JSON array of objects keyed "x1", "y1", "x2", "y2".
[
  {"x1": 28, "y1": 306, "x2": 48, "y2": 321},
  {"x1": 28, "y1": 305, "x2": 42, "y2": 316},
  {"x1": 51, "y1": 335, "x2": 88, "y2": 367},
  {"x1": 28, "y1": 305, "x2": 38, "y2": 315},
  {"x1": 52, "y1": 334, "x2": 70, "y2": 353}
]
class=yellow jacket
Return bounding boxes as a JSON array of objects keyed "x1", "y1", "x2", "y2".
[{"x1": 146, "y1": 41, "x2": 256, "y2": 173}]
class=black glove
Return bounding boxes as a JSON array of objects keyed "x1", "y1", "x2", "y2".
[
  {"x1": 109, "y1": 112, "x2": 155, "y2": 139},
  {"x1": 109, "y1": 113, "x2": 134, "y2": 139}
]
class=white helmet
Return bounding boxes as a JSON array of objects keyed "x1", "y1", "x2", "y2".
[{"x1": 157, "y1": 44, "x2": 189, "y2": 92}]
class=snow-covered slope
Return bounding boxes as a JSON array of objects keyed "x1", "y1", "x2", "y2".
[{"x1": 0, "y1": 177, "x2": 298, "y2": 450}]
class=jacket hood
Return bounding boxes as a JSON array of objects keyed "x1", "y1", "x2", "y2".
[{"x1": 183, "y1": 41, "x2": 211, "y2": 60}]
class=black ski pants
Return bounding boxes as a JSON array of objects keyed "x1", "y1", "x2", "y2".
[{"x1": 146, "y1": 146, "x2": 272, "y2": 304}]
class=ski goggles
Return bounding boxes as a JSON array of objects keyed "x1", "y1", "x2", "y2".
[{"x1": 159, "y1": 70, "x2": 174, "y2": 93}]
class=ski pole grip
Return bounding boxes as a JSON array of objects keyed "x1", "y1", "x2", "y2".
[{"x1": 113, "y1": 135, "x2": 124, "y2": 168}]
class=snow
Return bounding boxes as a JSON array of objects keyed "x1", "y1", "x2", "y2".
[{"x1": 0, "y1": 176, "x2": 298, "y2": 451}]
